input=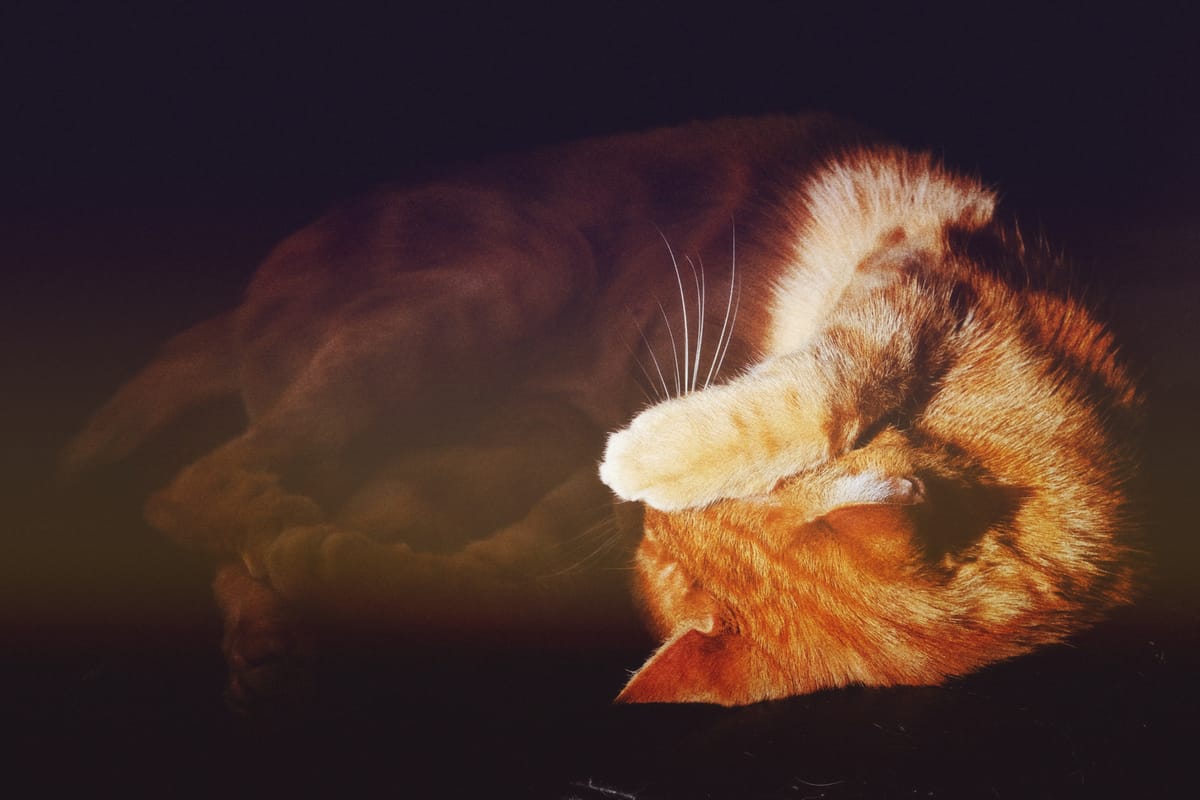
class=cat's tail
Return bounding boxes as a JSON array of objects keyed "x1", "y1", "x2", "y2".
[{"x1": 60, "y1": 312, "x2": 240, "y2": 479}]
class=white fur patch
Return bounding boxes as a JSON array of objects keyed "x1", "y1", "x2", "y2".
[{"x1": 825, "y1": 472, "x2": 917, "y2": 509}]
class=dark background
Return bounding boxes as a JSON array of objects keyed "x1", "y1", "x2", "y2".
[{"x1": 4, "y1": 4, "x2": 1198, "y2": 797}]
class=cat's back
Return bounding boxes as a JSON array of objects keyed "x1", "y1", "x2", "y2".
[
  {"x1": 243, "y1": 114, "x2": 865, "y2": 308},
  {"x1": 447, "y1": 114, "x2": 872, "y2": 253}
]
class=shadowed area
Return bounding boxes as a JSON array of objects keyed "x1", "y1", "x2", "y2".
[{"x1": 4, "y1": 6, "x2": 1198, "y2": 797}]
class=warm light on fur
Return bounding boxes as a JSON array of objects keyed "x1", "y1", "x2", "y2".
[
  {"x1": 66, "y1": 116, "x2": 1141, "y2": 707},
  {"x1": 603, "y1": 149, "x2": 1141, "y2": 706}
]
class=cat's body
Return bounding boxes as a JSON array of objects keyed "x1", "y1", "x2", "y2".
[{"x1": 67, "y1": 115, "x2": 1140, "y2": 706}]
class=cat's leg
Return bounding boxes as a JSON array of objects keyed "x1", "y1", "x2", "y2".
[
  {"x1": 188, "y1": 389, "x2": 612, "y2": 701},
  {"x1": 213, "y1": 560, "x2": 313, "y2": 708},
  {"x1": 131, "y1": 194, "x2": 614, "y2": 696},
  {"x1": 332, "y1": 393, "x2": 604, "y2": 552},
  {"x1": 599, "y1": 366, "x2": 833, "y2": 510},
  {"x1": 144, "y1": 192, "x2": 595, "y2": 560},
  {"x1": 258, "y1": 465, "x2": 625, "y2": 633},
  {"x1": 600, "y1": 276, "x2": 957, "y2": 511},
  {"x1": 165, "y1": 392, "x2": 616, "y2": 697},
  {"x1": 770, "y1": 426, "x2": 929, "y2": 521}
]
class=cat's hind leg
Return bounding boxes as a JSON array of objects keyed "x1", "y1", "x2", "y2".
[
  {"x1": 132, "y1": 192, "x2": 609, "y2": 697},
  {"x1": 259, "y1": 464, "x2": 628, "y2": 637},
  {"x1": 144, "y1": 190, "x2": 596, "y2": 558},
  {"x1": 213, "y1": 560, "x2": 313, "y2": 710}
]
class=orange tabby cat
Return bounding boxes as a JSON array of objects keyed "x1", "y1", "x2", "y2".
[
  {"x1": 66, "y1": 115, "x2": 1140, "y2": 706},
  {"x1": 602, "y1": 147, "x2": 1142, "y2": 704}
]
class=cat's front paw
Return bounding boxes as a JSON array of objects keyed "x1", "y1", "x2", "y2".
[
  {"x1": 599, "y1": 408, "x2": 705, "y2": 510},
  {"x1": 599, "y1": 392, "x2": 822, "y2": 511}
]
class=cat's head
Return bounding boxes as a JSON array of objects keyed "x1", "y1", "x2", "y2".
[{"x1": 608, "y1": 426, "x2": 966, "y2": 705}]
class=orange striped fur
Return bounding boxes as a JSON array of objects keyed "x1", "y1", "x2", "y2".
[{"x1": 603, "y1": 149, "x2": 1141, "y2": 705}]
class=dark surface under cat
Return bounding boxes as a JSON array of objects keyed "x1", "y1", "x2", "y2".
[{"x1": 7, "y1": 595, "x2": 1198, "y2": 797}]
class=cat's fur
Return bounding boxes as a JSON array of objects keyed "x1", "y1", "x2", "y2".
[{"x1": 66, "y1": 115, "x2": 1141, "y2": 706}]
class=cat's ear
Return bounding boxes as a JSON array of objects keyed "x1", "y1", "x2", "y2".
[{"x1": 616, "y1": 628, "x2": 777, "y2": 706}]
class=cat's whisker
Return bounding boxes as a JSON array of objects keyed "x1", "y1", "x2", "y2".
[
  {"x1": 622, "y1": 344, "x2": 657, "y2": 405},
  {"x1": 549, "y1": 515, "x2": 625, "y2": 577},
  {"x1": 563, "y1": 500, "x2": 628, "y2": 542},
  {"x1": 712, "y1": 275, "x2": 742, "y2": 385},
  {"x1": 657, "y1": 301, "x2": 682, "y2": 398},
  {"x1": 633, "y1": 373, "x2": 657, "y2": 406},
  {"x1": 686, "y1": 256, "x2": 700, "y2": 393},
  {"x1": 639, "y1": 341, "x2": 670, "y2": 404},
  {"x1": 686, "y1": 254, "x2": 706, "y2": 394},
  {"x1": 587, "y1": 533, "x2": 628, "y2": 570},
  {"x1": 658, "y1": 230, "x2": 691, "y2": 396},
  {"x1": 559, "y1": 513, "x2": 619, "y2": 547},
  {"x1": 706, "y1": 228, "x2": 740, "y2": 389},
  {"x1": 624, "y1": 308, "x2": 670, "y2": 402}
]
